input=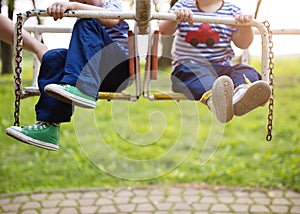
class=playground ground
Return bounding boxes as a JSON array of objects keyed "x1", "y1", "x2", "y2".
[{"x1": 1, "y1": 183, "x2": 300, "y2": 213}]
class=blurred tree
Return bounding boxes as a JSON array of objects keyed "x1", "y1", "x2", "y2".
[{"x1": 0, "y1": 0, "x2": 14, "y2": 75}]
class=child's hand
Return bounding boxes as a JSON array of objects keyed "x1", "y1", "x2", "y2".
[
  {"x1": 232, "y1": 14, "x2": 253, "y2": 31},
  {"x1": 47, "y1": 2, "x2": 74, "y2": 21},
  {"x1": 174, "y1": 8, "x2": 194, "y2": 27},
  {"x1": 231, "y1": 14, "x2": 254, "y2": 49},
  {"x1": 234, "y1": 14, "x2": 253, "y2": 24}
]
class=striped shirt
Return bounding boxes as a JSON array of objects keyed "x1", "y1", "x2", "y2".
[
  {"x1": 170, "y1": 0, "x2": 241, "y2": 64},
  {"x1": 103, "y1": 0, "x2": 129, "y2": 51}
]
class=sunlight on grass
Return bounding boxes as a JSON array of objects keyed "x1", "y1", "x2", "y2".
[{"x1": 0, "y1": 56, "x2": 299, "y2": 193}]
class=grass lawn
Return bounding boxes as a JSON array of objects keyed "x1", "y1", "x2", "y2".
[{"x1": 0, "y1": 52, "x2": 299, "y2": 194}]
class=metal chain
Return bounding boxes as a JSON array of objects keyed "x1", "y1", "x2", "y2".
[
  {"x1": 14, "y1": 14, "x2": 24, "y2": 126},
  {"x1": 264, "y1": 21, "x2": 274, "y2": 141}
]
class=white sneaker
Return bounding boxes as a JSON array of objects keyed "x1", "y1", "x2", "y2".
[
  {"x1": 208, "y1": 76, "x2": 234, "y2": 123},
  {"x1": 233, "y1": 80, "x2": 271, "y2": 116}
]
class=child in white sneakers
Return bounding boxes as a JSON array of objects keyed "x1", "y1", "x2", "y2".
[{"x1": 159, "y1": 0, "x2": 271, "y2": 123}]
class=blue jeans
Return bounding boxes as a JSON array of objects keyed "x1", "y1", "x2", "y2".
[
  {"x1": 171, "y1": 59, "x2": 261, "y2": 100},
  {"x1": 36, "y1": 19, "x2": 130, "y2": 123}
]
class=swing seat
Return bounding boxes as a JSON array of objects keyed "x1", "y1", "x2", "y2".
[
  {"x1": 22, "y1": 88, "x2": 134, "y2": 100},
  {"x1": 153, "y1": 91, "x2": 188, "y2": 100},
  {"x1": 13, "y1": 8, "x2": 274, "y2": 140},
  {"x1": 22, "y1": 87, "x2": 40, "y2": 98},
  {"x1": 98, "y1": 91, "x2": 131, "y2": 100}
]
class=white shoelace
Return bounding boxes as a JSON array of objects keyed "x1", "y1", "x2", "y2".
[
  {"x1": 233, "y1": 84, "x2": 248, "y2": 104},
  {"x1": 26, "y1": 122, "x2": 59, "y2": 130}
]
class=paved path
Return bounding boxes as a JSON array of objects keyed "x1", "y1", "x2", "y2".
[{"x1": 0, "y1": 184, "x2": 300, "y2": 213}]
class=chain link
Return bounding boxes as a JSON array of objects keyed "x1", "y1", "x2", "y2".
[
  {"x1": 14, "y1": 14, "x2": 24, "y2": 126},
  {"x1": 263, "y1": 21, "x2": 274, "y2": 141}
]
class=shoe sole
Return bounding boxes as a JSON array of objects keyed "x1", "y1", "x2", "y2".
[
  {"x1": 6, "y1": 127, "x2": 59, "y2": 151},
  {"x1": 211, "y1": 76, "x2": 234, "y2": 123},
  {"x1": 234, "y1": 81, "x2": 271, "y2": 116},
  {"x1": 45, "y1": 84, "x2": 96, "y2": 109}
]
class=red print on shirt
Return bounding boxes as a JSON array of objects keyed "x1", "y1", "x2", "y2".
[{"x1": 185, "y1": 23, "x2": 220, "y2": 47}]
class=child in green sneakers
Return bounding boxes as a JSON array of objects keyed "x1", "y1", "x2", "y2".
[
  {"x1": 159, "y1": 0, "x2": 271, "y2": 123},
  {"x1": 6, "y1": 0, "x2": 131, "y2": 151}
]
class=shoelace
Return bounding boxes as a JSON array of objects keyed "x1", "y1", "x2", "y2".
[
  {"x1": 26, "y1": 122, "x2": 47, "y2": 131},
  {"x1": 233, "y1": 74, "x2": 252, "y2": 96},
  {"x1": 62, "y1": 84, "x2": 71, "y2": 88},
  {"x1": 232, "y1": 84, "x2": 248, "y2": 104},
  {"x1": 26, "y1": 122, "x2": 58, "y2": 131},
  {"x1": 243, "y1": 74, "x2": 252, "y2": 85}
]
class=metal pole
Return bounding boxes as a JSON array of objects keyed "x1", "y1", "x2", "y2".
[
  {"x1": 23, "y1": 9, "x2": 136, "y2": 20},
  {"x1": 135, "y1": 0, "x2": 152, "y2": 34}
]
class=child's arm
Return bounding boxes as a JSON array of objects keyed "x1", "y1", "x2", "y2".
[
  {"x1": 231, "y1": 14, "x2": 254, "y2": 49},
  {"x1": 159, "y1": 8, "x2": 193, "y2": 36},
  {"x1": 47, "y1": 1, "x2": 119, "y2": 27},
  {"x1": 0, "y1": 14, "x2": 48, "y2": 62}
]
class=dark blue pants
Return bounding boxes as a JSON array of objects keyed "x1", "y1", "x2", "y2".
[
  {"x1": 36, "y1": 19, "x2": 130, "y2": 123},
  {"x1": 171, "y1": 59, "x2": 261, "y2": 100}
]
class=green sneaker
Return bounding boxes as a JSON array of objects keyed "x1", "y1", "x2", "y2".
[
  {"x1": 6, "y1": 122, "x2": 60, "y2": 151},
  {"x1": 44, "y1": 84, "x2": 96, "y2": 108}
]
